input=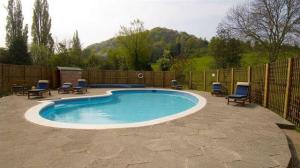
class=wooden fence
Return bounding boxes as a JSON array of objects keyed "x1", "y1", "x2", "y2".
[
  {"x1": 183, "y1": 57, "x2": 300, "y2": 127},
  {"x1": 82, "y1": 69, "x2": 175, "y2": 87},
  {"x1": 0, "y1": 64, "x2": 175, "y2": 95}
]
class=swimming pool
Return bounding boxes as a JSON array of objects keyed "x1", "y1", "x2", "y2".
[{"x1": 25, "y1": 89, "x2": 206, "y2": 129}]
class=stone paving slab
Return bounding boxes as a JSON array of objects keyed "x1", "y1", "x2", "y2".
[{"x1": 0, "y1": 89, "x2": 292, "y2": 168}]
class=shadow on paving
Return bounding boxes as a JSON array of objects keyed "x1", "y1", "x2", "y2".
[{"x1": 287, "y1": 135, "x2": 300, "y2": 168}]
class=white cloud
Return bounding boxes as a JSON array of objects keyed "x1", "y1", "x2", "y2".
[{"x1": 0, "y1": 0, "x2": 237, "y2": 48}]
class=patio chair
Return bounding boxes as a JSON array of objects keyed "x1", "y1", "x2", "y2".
[
  {"x1": 211, "y1": 82, "x2": 222, "y2": 96},
  {"x1": 226, "y1": 82, "x2": 251, "y2": 105},
  {"x1": 73, "y1": 79, "x2": 88, "y2": 94},
  {"x1": 28, "y1": 80, "x2": 51, "y2": 99},
  {"x1": 58, "y1": 82, "x2": 73, "y2": 94},
  {"x1": 171, "y1": 80, "x2": 183, "y2": 90}
]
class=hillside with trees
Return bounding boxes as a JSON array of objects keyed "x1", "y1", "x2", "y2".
[{"x1": 84, "y1": 25, "x2": 209, "y2": 70}]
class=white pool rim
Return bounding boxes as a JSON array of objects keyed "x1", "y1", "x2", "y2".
[{"x1": 24, "y1": 88, "x2": 207, "y2": 130}]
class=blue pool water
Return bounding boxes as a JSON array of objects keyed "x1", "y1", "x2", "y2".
[{"x1": 40, "y1": 90, "x2": 199, "y2": 124}]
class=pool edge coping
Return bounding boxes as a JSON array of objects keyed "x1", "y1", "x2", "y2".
[{"x1": 24, "y1": 88, "x2": 207, "y2": 130}]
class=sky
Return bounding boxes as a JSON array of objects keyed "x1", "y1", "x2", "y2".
[{"x1": 0, "y1": 0, "x2": 238, "y2": 48}]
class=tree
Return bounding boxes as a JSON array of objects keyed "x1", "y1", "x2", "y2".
[
  {"x1": 107, "y1": 48, "x2": 128, "y2": 70},
  {"x1": 209, "y1": 37, "x2": 243, "y2": 69},
  {"x1": 49, "y1": 42, "x2": 70, "y2": 66},
  {"x1": 0, "y1": 48, "x2": 9, "y2": 63},
  {"x1": 69, "y1": 30, "x2": 83, "y2": 67},
  {"x1": 117, "y1": 19, "x2": 152, "y2": 70},
  {"x1": 31, "y1": 0, "x2": 54, "y2": 51},
  {"x1": 6, "y1": 0, "x2": 31, "y2": 64},
  {"x1": 219, "y1": 0, "x2": 300, "y2": 62},
  {"x1": 30, "y1": 43, "x2": 51, "y2": 65},
  {"x1": 156, "y1": 49, "x2": 171, "y2": 71}
]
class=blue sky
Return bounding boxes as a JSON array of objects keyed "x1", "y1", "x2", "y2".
[{"x1": 0, "y1": 0, "x2": 238, "y2": 48}]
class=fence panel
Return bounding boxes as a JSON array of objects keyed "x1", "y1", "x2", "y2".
[
  {"x1": 153, "y1": 72, "x2": 163, "y2": 87},
  {"x1": 175, "y1": 71, "x2": 188, "y2": 88},
  {"x1": 25, "y1": 65, "x2": 43, "y2": 87},
  {"x1": 110, "y1": 70, "x2": 127, "y2": 84},
  {"x1": 163, "y1": 71, "x2": 174, "y2": 88},
  {"x1": 268, "y1": 59, "x2": 288, "y2": 117},
  {"x1": 219, "y1": 69, "x2": 231, "y2": 94},
  {"x1": 87, "y1": 69, "x2": 101, "y2": 84},
  {"x1": 234, "y1": 67, "x2": 248, "y2": 89},
  {"x1": 191, "y1": 71, "x2": 204, "y2": 91},
  {"x1": 251, "y1": 65, "x2": 265, "y2": 105},
  {"x1": 205, "y1": 70, "x2": 218, "y2": 92},
  {"x1": 144, "y1": 71, "x2": 153, "y2": 87},
  {"x1": 288, "y1": 58, "x2": 300, "y2": 127}
]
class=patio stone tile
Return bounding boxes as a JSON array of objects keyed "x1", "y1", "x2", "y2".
[{"x1": 0, "y1": 89, "x2": 293, "y2": 168}]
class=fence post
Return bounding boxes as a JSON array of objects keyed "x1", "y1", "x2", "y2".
[
  {"x1": 263, "y1": 64, "x2": 269, "y2": 107},
  {"x1": 162, "y1": 71, "x2": 165, "y2": 88},
  {"x1": 203, "y1": 70, "x2": 206, "y2": 91},
  {"x1": 173, "y1": 71, "x2": 176, "y2": 80},
  {"x1": 247, "y1": 66, "x2": 251, "y2": 83},
  {"x1": 283, "y1": 58, "x2": 293, "y2": 119},
  {"x1": 23, "y1": 65, "x2": 26, "y2": 83},
  {"x1": 152, "y1": 71, "x2": 155, "y2": 87},
  {"x1": 231, "y1": 68, "x2": 234, "y2": 94},
  {"x1": 189, "y1": 71, "x2": 192, "y2": 89},
  {"x1": 216, "y1": 69, "x2": 219, "y2": 82},
  {"x1": 126, "y1": 71, "x2": 129, "y2": 84}
]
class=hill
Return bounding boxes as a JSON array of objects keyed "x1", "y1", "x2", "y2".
[{"x1": 84, "y1": 27, "x2": 209, "y2": 62}]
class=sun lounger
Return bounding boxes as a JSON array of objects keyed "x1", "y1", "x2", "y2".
[
  {"x1": 58, "y1": 82, "x2": 73, "y2": 94},
  {"x1": 28, "y1": 80, "x2": 51, "y2": 99},
  {"x1": 73, "y1": 79, "x2": 88, "y2": 94},
  {"x1": 226, "y1": 82, "x2": 250, "y2": 105},
  {"x1": 171, "y1": 80, "x2": 183, "y2": 90},
  {"x1": 211, "y1": 82, "x2": 222, "y2": 95}
]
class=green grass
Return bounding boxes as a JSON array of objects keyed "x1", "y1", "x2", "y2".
[
  {"x1": 187, "y1": 55, "x2": 216, "y2": 71},
  {"x1": 241, "y1": 52, "x2": 269, "y2": 66}
]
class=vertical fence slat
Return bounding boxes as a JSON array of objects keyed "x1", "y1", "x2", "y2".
[
  {"x1": 264, "y1": 64, "x2": 269, "y2": 107},
  {"x1": 288, "y1": 57, "x2": 300, "y2": 127},
  {"x1": 248, "y1": 66, "x2": 251, "y2": 83},
  {"x1": 216, "y1": 69, "x2": 219, "y2": 82},
  {"x1": 203, "y1": 71, "x2": 206, "y2": 91},
  {"x1": 283, "y1": 58, "x2": 293, "y2": 119},
  {"x1": 231, "y1": 68, "x2": 234, "y2": 94},
  {"x1": 189, "y1": 71, "x2": 192, "y2": 89}
]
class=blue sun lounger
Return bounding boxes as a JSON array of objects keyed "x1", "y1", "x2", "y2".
[
  {"x1": 211, "y1": 82, "x2": 222, "y2": 95},
  {"x1": 171, "y1": 80, "x2": 183, "y2": 90},
  {"x1": 58, "y1": 82, "x2": 73, "y2": 94},
  {"x1": 226, "y1": 82, "x2": 250, "y2": 105},
  {"x1": 28, "y1": 80, "x2": 51, "y2": 99},
  {"x1": 73, "y1": 79, "x2": 88, "y2": 94}
]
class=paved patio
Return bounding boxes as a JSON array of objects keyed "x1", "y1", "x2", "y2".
[{"x1": 0, "y1": 89, "x2": 293, "y2": 168}]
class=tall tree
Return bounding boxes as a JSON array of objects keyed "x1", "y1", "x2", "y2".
[
  {"x1": 117, "y1": 19, "x2": 152, "y2": 70},
  {"x1": 219, "y1": 0, "x2": 300, "y2": 62},
  {"x1": 72, "y1": 30, "x2": 81, "y2": 52},
  {"x1": 31, "y1": 0, "x2": 53, "y2": 51},
  {"x1": 6, "y1": 0, "x2": 31, "y2": 64},
  {"x1": 209, "y1": 37, "x2": 243, "y2": 69},
  {"x1": 69, "y1": 30, "x2": 83, "y2": 67}
]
